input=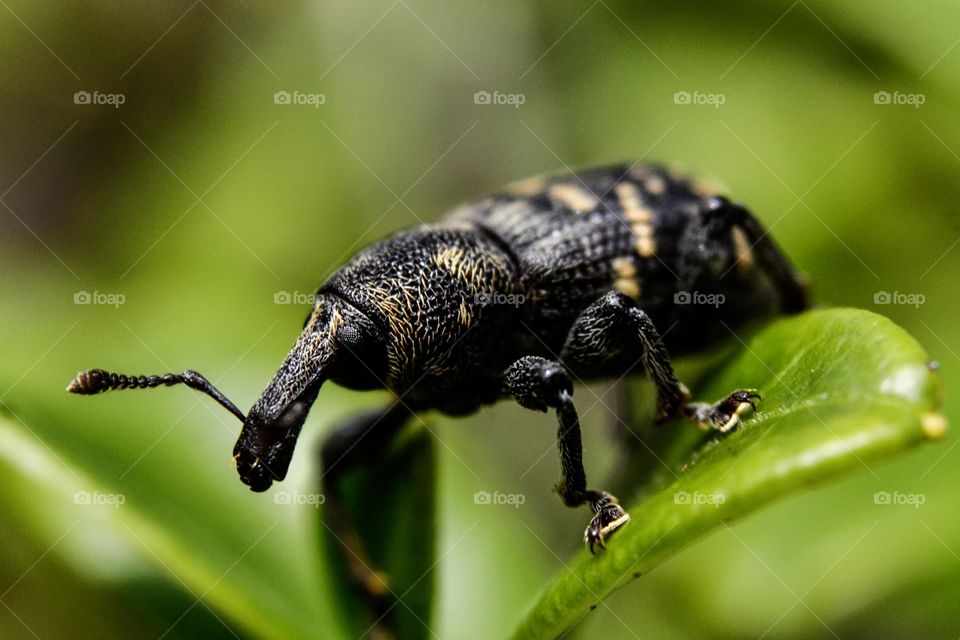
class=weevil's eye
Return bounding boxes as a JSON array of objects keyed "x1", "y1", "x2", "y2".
[
  {"x1": 330, "y1": 319, "x2": 388, "y2": 390},
  {"x1": 335, "y1": 325, "x2": 361, "y2": 345}
]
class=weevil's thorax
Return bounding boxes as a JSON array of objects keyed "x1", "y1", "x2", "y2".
[{"x1": 322, "y1": 223, "x2": 521, "y2": 402}]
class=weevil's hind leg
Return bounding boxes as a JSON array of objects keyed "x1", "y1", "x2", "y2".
[
  {"x1": 502, "y1": 356, "x2": 629, "y2": 552},
  {"x1": 721, "y1": 199, "x2": 809, "y2": 314},
  {"x1": 320, "y1": 401, "x2": 411, "y2": 638},
  {"x1": 561, "y1": 291, "x2": 760, "y2": 434}
]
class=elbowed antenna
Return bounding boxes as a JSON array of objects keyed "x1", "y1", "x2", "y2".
[{"x1": 67, "y1": 368, "x2": 246, "y2": 423}]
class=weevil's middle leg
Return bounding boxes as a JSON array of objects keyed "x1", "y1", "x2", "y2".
[{"x1": 561, "y1": 291, "x2": 759, "y2": 434}]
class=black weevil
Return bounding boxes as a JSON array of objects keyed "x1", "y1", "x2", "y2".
[{"x1": 68, "y1": 162, "x2": 806, "y2": 565}]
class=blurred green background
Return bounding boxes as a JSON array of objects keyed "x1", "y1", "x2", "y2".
[{"x1": 1, "y1": 1, "x2": 958, "y2": 638}]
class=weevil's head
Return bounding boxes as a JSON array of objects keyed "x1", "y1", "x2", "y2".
[{"x1": 234, "y1": 293, "x2": 387, "y2": 491}]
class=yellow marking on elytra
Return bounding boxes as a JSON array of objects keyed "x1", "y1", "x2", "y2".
[
  {"x1": 635, "y1": 227, "x2": 656, "y2": 257},
  {"x1": 666, "y1": 163, "x2": 689, "y2": 181},
  {"x1": 644, "y1": 175, "x2": 667, "y2": 196},
  {"x1": 613, "y1": 278, "x2": 641, "y2": 299},
  {"x1": 549, "y1": 183, "x2": 599, "y2": 213},
  {"x1": 629, "y1": 165, "x2": 653, "y2": 180},
  {"x1": 690, "y1": 177, "x2": 729, "y2": 198},
  {"x1": 731, "y1": 225, "x2": 755, "y2": 272},
  {"x1": 611, "y1": 256, "x2": 640, "y2": 299},
  {"x1": 615, "y1": 181, "x2": 653, "y2": 224},
  {"x1": 611, "y1": 256, "x2": 636, "y2": 280},
  {"x1": 508, "y1": 177, "x2": 546, "y2": 196}
]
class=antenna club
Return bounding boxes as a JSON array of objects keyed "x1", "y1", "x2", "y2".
[{"x1": 67, "y1": 369, "x2": 110, "y2": 394}]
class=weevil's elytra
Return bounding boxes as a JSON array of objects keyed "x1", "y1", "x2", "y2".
[{"x1": 68, "y1": 163, "x2": 808, "y2": 574}]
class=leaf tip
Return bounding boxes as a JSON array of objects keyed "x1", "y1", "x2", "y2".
[{"x1": 921, "y1": 412, "x2": 948, "y2": 440}]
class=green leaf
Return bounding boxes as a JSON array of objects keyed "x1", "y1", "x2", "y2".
[
  {"x1": 320, "y1": 423, "x2": 437, "y2": 639},
  {"x1": 0, "y1": 398, "x2": 356, "y2": 640},
  {"x1": 510, "y1": 308, "x2": 946, "y2": 640}
]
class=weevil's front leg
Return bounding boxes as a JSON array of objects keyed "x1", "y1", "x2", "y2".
[
  {"x1": 320, "y1": 401, "x2": 411, "y2": 635},
  {"x1": 502, "y1": 356, "x2": 629, "y2": 552},
  {"x1": 561, "y1": 291, "x2": 760, "y2": 433}
]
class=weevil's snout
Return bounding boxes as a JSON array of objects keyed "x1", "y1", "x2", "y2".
[
  {"x1": 231, "y1": 293, "x2": 384, "y2": 492},
  {"x1": 233, "y1": 394, "x2": 316, "y2": 492},
  {"x1": 233, "y1": 445, "x2": 276, "y2": 492}
]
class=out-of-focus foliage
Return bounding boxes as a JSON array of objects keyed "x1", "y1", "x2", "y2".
[{"x1": 1, "y1": 1, "x2": 957, "y2": 638}]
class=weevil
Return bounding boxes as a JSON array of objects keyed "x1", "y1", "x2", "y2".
[{"x1": 68, "y1": 163, "x2": 806, "y2": 565}]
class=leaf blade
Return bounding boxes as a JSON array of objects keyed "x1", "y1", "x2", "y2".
[{"x1": 510, "y1": 309, "x2": 945, "y2": 640}]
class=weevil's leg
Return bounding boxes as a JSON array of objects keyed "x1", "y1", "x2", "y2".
[
  {"x1": 561, "y1": 291, "x2": 759, "y2": 433},
  {"x1": 714, "y1": 198, "x2": 809, "y2": 313},
  {"x1": 682, "y1": 389, "x2": 761, "y2": 434},
  {"x1": 502, "y1": 356, "x2": 629, "y2": 552},
  {"x1": 560, "y1": 291, "x2": 688, "y2": 421},
  {"x1": 320, "y1": 401, "x2": 411, "y2": 630}
]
